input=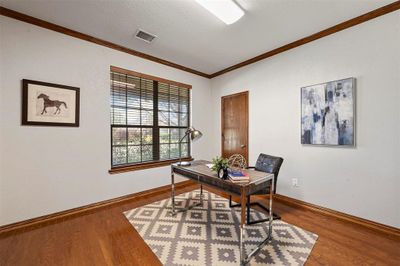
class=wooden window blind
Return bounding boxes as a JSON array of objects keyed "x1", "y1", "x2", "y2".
[{"x1": 110, "y1": 67, "x2": 191, "y2": 170}]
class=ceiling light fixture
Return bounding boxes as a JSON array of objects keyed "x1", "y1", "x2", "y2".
[{"x1": 195, "y1": 0, "x2": 244, "y2": 25}]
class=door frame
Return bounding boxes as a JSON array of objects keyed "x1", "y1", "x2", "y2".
[{"x1": 221, "y1": 90, "x2": 249, "y2": 164}]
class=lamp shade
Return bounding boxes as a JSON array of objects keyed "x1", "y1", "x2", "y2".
[
  {"x1": 177, "y1": 126, "x2": 203, "y2": 166},
  {"x1": 189, "y1": 127, "x2": 203, "y2": 141}
]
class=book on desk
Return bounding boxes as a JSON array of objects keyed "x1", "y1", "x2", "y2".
[{"x1": 228, "y1": 169, "x2": 250, "y2": 183}]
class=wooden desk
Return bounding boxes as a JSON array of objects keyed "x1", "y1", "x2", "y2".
[{"x1": 171, "y1": 160, "x2": 274, "y2": 265}]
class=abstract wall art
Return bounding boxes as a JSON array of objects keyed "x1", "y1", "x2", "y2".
[
  {"x1": 22, "y1": 79, "x2": 80, "y2": 127},
  {"x1": 301, "y1": 78, "x2": 355, "y2": 146}
]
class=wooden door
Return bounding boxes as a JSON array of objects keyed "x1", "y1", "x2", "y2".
[{"x1": 221, "y1": 91, "x2": 249, "y2": 164}]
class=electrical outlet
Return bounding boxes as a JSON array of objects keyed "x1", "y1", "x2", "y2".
[{"x1": 292, "y1": 178, "x2": 299, "y2": 187}]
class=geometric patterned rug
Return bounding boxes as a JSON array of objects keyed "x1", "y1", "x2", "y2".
[{"x1": 124, "y1": 189, "x2": 318, "y2": 266}]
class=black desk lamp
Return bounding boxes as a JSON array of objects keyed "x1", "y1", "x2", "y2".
[{"x1": 177, "y1": 127, "x2": 202, "y2": 166}]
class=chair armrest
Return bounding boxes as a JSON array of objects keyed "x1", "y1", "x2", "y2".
[{"x1": 246, "y1": 166, "x2": 255, "y2": 169}]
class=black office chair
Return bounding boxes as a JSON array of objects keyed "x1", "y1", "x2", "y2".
[{"x1": 229, "y1": 153, "x2": 284, "y2": 225}]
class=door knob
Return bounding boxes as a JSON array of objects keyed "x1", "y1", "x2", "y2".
[{"x1": 240, "y1": 144, "x2": 246, "y2": 148}]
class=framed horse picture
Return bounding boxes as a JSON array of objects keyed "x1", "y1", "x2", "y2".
[{"x1": 22, "y1": 79, "x2": 80, "y2": 127}]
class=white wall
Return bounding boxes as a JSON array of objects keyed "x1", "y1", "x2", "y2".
[
  {"x1": 1, "y1": 11, "x2": 399, "y2": 228},
  {"x1": 0, "y1": 16, "x2": 213, "y2": 226},
  {"x1": 210, "y1": 12, "x2": 400, "y2": 227}
]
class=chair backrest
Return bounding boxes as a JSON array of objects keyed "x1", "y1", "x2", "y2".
[{"x1": 254, "y1": 153, "x2": 284, "y2": 193}]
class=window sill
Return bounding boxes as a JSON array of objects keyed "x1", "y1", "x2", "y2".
[{"x1": 109, "y1": 157, "x2": 193, "y2": 174}]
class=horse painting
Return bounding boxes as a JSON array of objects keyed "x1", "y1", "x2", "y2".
[{"x1": 37, "y1": 93, "x2": 67, "y2": 115}]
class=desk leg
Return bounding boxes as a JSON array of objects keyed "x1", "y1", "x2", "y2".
[
  {"x1": 200, "y1": 183, "x2": 203, "y2": 205},
  {"x1": 171, "y1": 168, "x2": 176, "y2": 215},
  {"x1": 241, "y1": 179, "x2": 275, "y2": 264},
  {"x1": 170, "y1": 170, "x2": 201, "y2": 215},
  {"x1": 268, "y1": 178, "x2": 274, "y2": 238},
  {"x1": 240, "y1": 187, "x2": 247, "y2": 265}
]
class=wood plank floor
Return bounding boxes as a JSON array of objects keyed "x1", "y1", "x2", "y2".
[{"x1": 0, "y1": 183, "x2": 399, "y2": 265}]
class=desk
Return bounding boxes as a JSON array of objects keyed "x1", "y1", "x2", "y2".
[{"x1": 171, "y1": 160, "x2": 274, "y2": 265}]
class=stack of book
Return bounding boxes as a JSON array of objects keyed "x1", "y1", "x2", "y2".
[{"x1": 228, "y1": 169, "x2": 250, "y2": 183}]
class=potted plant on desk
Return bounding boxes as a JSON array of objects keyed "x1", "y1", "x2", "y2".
[{"x1": 211, "y1": 156, "x2": 229, "y2": 180}]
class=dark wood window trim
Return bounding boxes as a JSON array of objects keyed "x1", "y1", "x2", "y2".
[{"x1": 109, "y1": 66, "x2": 192, "y2": 173}]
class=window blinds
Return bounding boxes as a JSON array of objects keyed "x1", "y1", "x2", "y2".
[{"x1": 110, "y1": 69, "x2": 190, "y2": 167}]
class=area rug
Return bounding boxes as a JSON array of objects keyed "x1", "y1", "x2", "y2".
[{"x1": 124, "y1": 189, "x2": 318, "y2": 265}]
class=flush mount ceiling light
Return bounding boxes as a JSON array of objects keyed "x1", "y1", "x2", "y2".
[{"x1": 195, "y1": 0, "x2": 244, "y2": 25}]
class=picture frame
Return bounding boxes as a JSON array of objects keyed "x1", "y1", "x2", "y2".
[
  {"x1": 22, "y1": 79, "x2": 80, "y2": 127},
  {"x1": 301, "y1": 77, "x2": 356, "y2": 146}
]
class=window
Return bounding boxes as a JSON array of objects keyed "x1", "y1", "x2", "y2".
[{"x1": 110, "y1": 66, "x2": 191, "y2": 172}]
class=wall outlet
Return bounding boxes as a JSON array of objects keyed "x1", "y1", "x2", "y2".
[{"x1": 292, "y1": 178, "x2": 299, "y2": 187}]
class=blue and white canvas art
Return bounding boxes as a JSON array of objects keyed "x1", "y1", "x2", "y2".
[{"x1": 301, "y1": 78, "x2": 355, "y2": 146}]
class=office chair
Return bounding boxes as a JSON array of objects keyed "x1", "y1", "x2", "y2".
[{"x1": 229, "y1": 153, "x2": 284, "y2": 225}]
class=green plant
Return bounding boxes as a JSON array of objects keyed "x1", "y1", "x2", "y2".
[{"x1": 211, "y1": 156, "x2": 229, "y2": 172}]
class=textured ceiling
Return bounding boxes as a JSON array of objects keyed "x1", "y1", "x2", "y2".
[{"x1": 0, "y1": 0, "x2": 394, "y2": 75}]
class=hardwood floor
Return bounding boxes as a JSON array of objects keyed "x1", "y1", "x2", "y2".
[{"x1": 1, "y1": 183, "x2": 399, "y2": 266}]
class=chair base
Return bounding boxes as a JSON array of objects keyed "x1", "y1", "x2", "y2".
[{"x1": 229, "y1": 195, "x2": 281, "y2": 225}]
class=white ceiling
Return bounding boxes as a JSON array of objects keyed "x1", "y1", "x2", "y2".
[{"x1": 0, "y1": 0, "x2": 394, "y2": 75}]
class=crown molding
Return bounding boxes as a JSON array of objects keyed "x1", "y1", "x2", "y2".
[
  {"x1": 209, "y1": 1, "x2": 400, "y2": 78},
  {"x1": 1, "y1": 2, "x2": 400, "y2": 80},
  {"x1": 0, "y1": 6, "x2": 211, "y2": 79}
]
